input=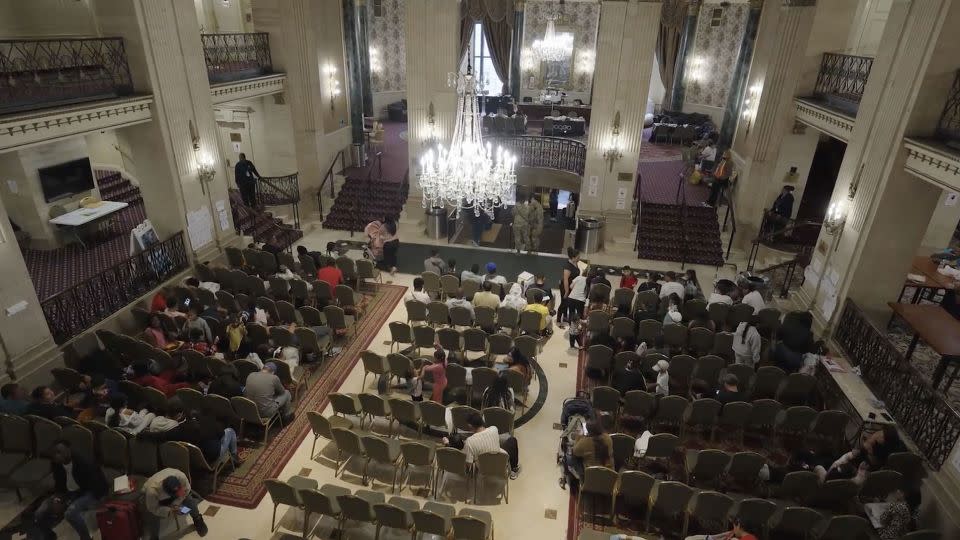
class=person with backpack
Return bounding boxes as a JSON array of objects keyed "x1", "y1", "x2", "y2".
[{"x1": 572, "y1": 420, "x2": 614, "y2": 469}]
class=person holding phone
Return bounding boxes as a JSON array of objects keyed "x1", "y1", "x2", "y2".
[{"x1": 143, "y1": 469, "x2": 208, "y2": 538}]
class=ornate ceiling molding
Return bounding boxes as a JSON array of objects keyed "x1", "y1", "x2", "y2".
[
  {"x1": 794, "y1": 97, "x2": 854, "y2": 143},
  {"x1": 209, "y1": 74, "x2": 287, "y2": 106},
  {"x1": 903, "y1": 137, "x2": 960, "y2": 192},
  {"x1": 0, "y1": 96, "x2": 154, "y2": 153}
]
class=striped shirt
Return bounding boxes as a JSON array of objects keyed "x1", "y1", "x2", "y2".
[{"x1": 464, "y1": 426, "x2": 503, "y2": 464}]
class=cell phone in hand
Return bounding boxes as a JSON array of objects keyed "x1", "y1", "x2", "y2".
[{"x1": 179, "y1": 506, "x2": 191, "y2": 515}]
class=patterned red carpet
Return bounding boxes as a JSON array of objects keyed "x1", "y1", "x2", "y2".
[{"x1": 206, "y1": 283, "x2": 406, "y2": 508}]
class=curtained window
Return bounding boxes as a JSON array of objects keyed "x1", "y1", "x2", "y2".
[{"x1": 461, "y1": 22, "x2": 504, "y2": 96}]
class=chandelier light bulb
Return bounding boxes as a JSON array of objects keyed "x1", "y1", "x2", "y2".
[{"x1": 532, "y1": 19, "x2": 573, "y2": 62}]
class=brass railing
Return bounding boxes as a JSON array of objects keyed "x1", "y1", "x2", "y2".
[
  {"x1": 0, "y1": 37, "x2": 134, "y2": 115},
  {"x1": 812, "y1": 52, "x2": 874, "y2": 115},
  {"x1": 40, "y1": 232, "x2": 189, "y2": 344},
  {"x1": 833, "y1": 299, "x2": 960, "y2": 469},
  {"x1": 489, "y1": 135, "x2": 586, "y2": 176},
  {"x1": 936, "y1": 69, "x2": 960, "y2": 146},
  {"x1": 201, "y1": 33, "x2": 273, "y2": 84},
  {"x1": 256, "y1": 173, "x2": 300, "y2": 228}
]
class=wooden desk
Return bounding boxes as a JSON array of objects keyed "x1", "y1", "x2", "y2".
[
  {"x1": 888, "y1": 302, "x2": 960, "y2": 389},
  {"x1": 899, "y1": 256, "x2": 960, "y2": 303},
  {"x1": 815, "y1": 355, "x2": 894, "y2": 443}
]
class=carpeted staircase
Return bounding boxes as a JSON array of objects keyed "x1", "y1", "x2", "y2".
[
  {"x1": 637, "y1": 203, "x2": 725, "y2": 267},
  {"x1": 95, "y1": 170, "x2": 144, "y2": 205},
  {"x1": 322, "y1": 176, "x2": 409, "y2": 232},
  {"x1": 228, "y1": 189, "x2": 303, "y2": 250}
]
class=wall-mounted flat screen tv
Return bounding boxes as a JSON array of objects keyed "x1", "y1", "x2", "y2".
[{"x1": 38, "y1": 158, "x2": 95, "y2": 203}]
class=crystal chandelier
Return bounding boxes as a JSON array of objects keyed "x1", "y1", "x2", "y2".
[
  {"x1": 419, "y1": 66, "x2": 517, "y2": 217},
  {"x1": 532, "y1": 18, "x2": 573, "y2": 62}
]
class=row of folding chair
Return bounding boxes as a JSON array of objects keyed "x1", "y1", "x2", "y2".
[
  {"x1": 265, "y1": 474, "x2": 494, "y2": 539},
  {"x1": 576, "y1": 465, "x2": 885, "y2": 540},
  {"x1": 389, "y1": 322, "x2": 540, "y2": 359},
  {"x1": 327, "y1": 393, "x2": 516, "y2": 439},
  {"x1": 632, "y1": 290, "x2": 783, "y2": 335},
  {"x1": 404, "y1": 300, "x2": 546, "y2": 337}
]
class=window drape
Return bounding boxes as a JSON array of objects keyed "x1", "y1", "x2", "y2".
[
  {"x1": 460, "y1": 0, "x2": 514, "y2": 94},
  {"x1": 657, "y1": 0, "x2": 688, "y2": 110}
]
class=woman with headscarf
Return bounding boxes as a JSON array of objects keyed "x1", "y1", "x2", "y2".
[{"x1": 500, "y1": 283, "x2": 528, "y2": 312}]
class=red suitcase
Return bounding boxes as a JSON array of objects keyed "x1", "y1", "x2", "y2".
[{"x1": 96, "y1": 500, "x2": 141, "y2": 540}]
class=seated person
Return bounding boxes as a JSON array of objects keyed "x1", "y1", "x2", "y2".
[
  {"x1": 611, "y1": 356, "x2": 647, "y2": 396},
  {"x1": 506, "y1": 348, "x2": 533, "y2": 386},
  {"x1": 146, "y1": 403, "x2": 185, "y2": 433},
  {"x1": 31, "y1": 441, "x2": 108, "y2": 540},
  {"x1": 816, "y1": 425, "x2": 903, "y2": 483},
  {"x1": 715, "y1": 374, "x2": 743, "y2": 405},
  {"x1": 0, "y1": 382, "x2": 29, "y2": 415},
  {"x1": 164, "y1": 409, "x2": 241, "y2": 466},
  {"x1": 708, "y1": 281, "x2": 735, "y2": 306},
  {"x1": 480, "y1": 375, "x2": 515, "y2": 412},
  {"x1": 740, "y1": 281, "x2": 766, "y2": 314},
  {"x1": 450, "y1": 411, "x2": 521, "y2": 479},
  {"x1": 143, "y1": 469, "x2": 208, "y2": 538},
  {"x1": 179, "y1": 305, "x2": 213, "y2": 344},
  {"x1": 182, "y1": 327, "x2": 218, "y2": 356},
  {"x1": 406, "y1": 277, "x2": 432, "y2": 304},
  {"x1": 26, "y1": 386, "x2": 76, "y2": 420},
  {"x1": 684, "y1": 521, "x2": 758, "y2": 540},
  {"x1": 523, "y1": 295, "x2": 554, "y2": 335},
  {"x1": 876, "y1": 489, "x2": 921, "y2": 540},
  {"x1": 150, "y1": 288, "x2": 169, "y2": 312},
  {"x1": 687, "y1": 311, "x2": 715, "y2": 331},
  {"x1": 105, "y1": 395, "x2": 157, "y2": 435},
  {"x1": 315, "y1": 258, "x2": 343, "y2": 297},
  {"x1": 647, "y1": 360, "x2": 670, "y2": 397},
  {"x1": 662, "y1": 294, "x2": 683, "y2": 326},
  {"x1": 774, "y1": 311, "x2": 814, "y2": 373},
  {"x1": 659, "y1": 271, "x2": 686, "y2": 299},
  {"x1": 244, "y1": 362, "x2": 293, "y2": 423},
  {"x1": 443, "y1": 259, "x2": 458, "y2": 277},
  {"x1": 460, "y1": 263, "x2": 484, "y2": 284},
  {"x1": 572, "y1": 420, "x2": 614, "y2": 469},
  {"x1": 423, "y1": 249, "x2": 447, "y2": 275},
  {"x1": 484, "y1": 262, "x2": 507, "y2": 285},
  {"x1": 637, "y1": 272, "x2": 662, "y2": 294},
  {"x1": 620, "y1": 266, "x2": 638, "y2": 290},
  {"x1": 500, "y1": 283, "x2": 528, "y2": 312},
  {"x1": 144, "y1": 314, "x2": 181, "y2": 350},
  {"x1": 128, "y1": 359, "x2": 191, "y2": 398},
  {"x1": 445, "y1": 289, "x2": 475, "y2": 320},
  {"x1": 472, "y1": 282, "x2": 501, "y2": 310},
  {"x1": 296, "y1": 244, "x2": 324, "y2": 266},
  {"x1": 209, "y1": 363, "x2": 244, "y2": 398}
]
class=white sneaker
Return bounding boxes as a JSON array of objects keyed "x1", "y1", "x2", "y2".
[{"x1": 509, "y1": 466, "x2": 521, "y2": 480}]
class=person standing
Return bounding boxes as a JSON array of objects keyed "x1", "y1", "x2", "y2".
[
  {"x1": 235, "y1": 153, "x2": 261, "y2": 208},
  {"x1": 513, "y1": 194, "x2": 544, "y2": 253},
  {"x1": 557, "y1": 248, "x2": 581, "y2": 327},
  {"x1": 381, "y1": 217, "x2": 399, "y2": 275}
]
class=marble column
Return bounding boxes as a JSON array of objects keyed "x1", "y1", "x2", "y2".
[
  {"x1": 797, "y1": 0, "x2": 956, "y2": 328},
  {"x1": 95, "y1": 0, "x2": 238, "y2": 262},
  {"x1": 404, "y1": 0, "x2": 459, "y2": 203},
  {"x1": 668, "y1": 0, "x2": 701, "y2": 111},
  {"x1": 509, "y1": 0, "x2": 525, "y2": 99},
  {"x1": 718, "y1": 0, "x2": 762, "y2": 147},
  {"x1": 728, "y1": 0, "x2": 818, "y2": 231},
  {"x1": 344, "y1": 0, "x2": 373, "y2": 144},
  {"x1": 581, "y1": 0, "x2": 662, "y2": 238},
  {"x1": 252, "y1": 0, "x2": 351, "y2": 199}
]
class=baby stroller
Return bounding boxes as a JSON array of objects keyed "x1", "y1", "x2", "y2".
[
  {"x1": 558, "y1": 391, "x2": 594, "y2": 490},
  {"x1": 363, "y1": 220, "x2": 385, "y2": 263}
]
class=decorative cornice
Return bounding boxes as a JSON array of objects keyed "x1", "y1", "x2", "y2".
[
  {"x1": 0, "y1": 96, "x2": 154, "y2": 153},
  {"x1": 903, "y1": 137, "x2": 960, "y2": 192},
  {"x1": 794, "y1": 97, "x2": 854, "y2": 143},
  {"x1": 783, "y1": 0, "x2": 816, "y2": 6},
  {"x1": 209, "y1": 74, "x2": 287, "y2": 105}
]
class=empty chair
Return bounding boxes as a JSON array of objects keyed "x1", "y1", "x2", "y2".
[
  {"x1": 337, "y1": 490, "x2": 385, "y2": 537},
  {"x1": 887, "y1": 452, "x2": 926, "y2": 485},
  {"x1": 756, "y1": 307, "x2": 782, "y2": 338},
  {"x1": 744, "y1": 398, "x2": 782, "y2": 439},
  {"x1": 610, "y1": 433, "x2": 635, "y2": 471},
  {"x1": 685, "y1": 449, "x2": 731, "y2": 488},
  {"x1": 487, "y1": 333, "x2": 513, "y2": 362},
  {"x1": 587, "y1": 311, "x2": 610, "y2": 336},
  {"x1": 446, "y1": 364, "x2": 469, "y2": 397},
  {"x1": 623, "y1": 390, "x2": 657, "y2": 420},
  {"x1": 450, "y1": 405, "x2": 481, "y2": 434},
  {"x1": 359, "y1": 393, "x2": 393, "y2": 432},
  {"x1": 726, "y1": 451, "x2": 766, "y2": 494},
  {"x1": 474, "y1": 306, "x2": 496, "y2": 331},
  {"x1": 615, "y1": 470, "x2": 655, "y2": 526},
  {"x1": 640, "y1": 433, "x2": 680, "y2": 464},
  {"x1": 810, "y1": 478, "x2": 860, "y2": 513},
  {"x1": 817, "y1": 514, "x2": 872, "y2": 540},
  {"x1": 662, "y1": 324, "x2": 688, "y2": 352},
  {"x1": 809, "y1": 409, "x2": 851, "y2": 452},
  {"x1": 450, "y1": 306, "x2": 474, "y2": 328},
  {"x1": 688, "y1": 327, "x2": 716, "y2": 357},
  {"x1": 361, "y1": 435, "x2": 402, "y2": 492},
  {"x1": 422, "y1": 271, "x2": 442, "y2": 299},
  {"x1": 373, "y1": 496, "x2": 420, "y2": 539},
  {"x1": 387, "y1": 353, "x2": 415, "y2": 386},
  {"x1": 360, "y1": 351, "x2": 390, "y2": 392},
  {"x1": 692, "y1": 354, "x2": 726, "y2": 392},
  {"x1": 727, "y1": 303, "x2": 755, "y2": 330},
  {"x1": 514, "y1": 334, "x2": 539, "y2": 360},
  {"x1": 452, "y1": 508, "x2": 494, "y2": 540},
  {"x1": 518, "y1": 310, "x2": 543, "y2": 336},
  {"x1": 899, "y1": 531, "x2": 943, "y2": 540},
  {"x1": 306, "y1": 411, "x2": 352, "y2": 459},
  {"x1": 398, "y1": 441, "x2": 435, "y2": 495},
  {"x1": 684, "y1": 490, "x2": 734, "y2": 537},
  {"x1": 128, "y1": 437, "x2": 159, "y2": 479},
  {"x1": 496, "y1": 306, "x2": 519, "y2": 335},
  {"x1": 474, "y1": 451, "x2": 510, "y2": 503},
  {"x1": 462, "y1": 328, "x2": 488, "y2": 361},
  {"x1": 712, "y1": 331, "x2": 736, "y2": 361},
  {"x1": 651, "y1": 395, "x2": 688, "y2": 434},
  {"x1": 420, "y1": 400, "x2": 449, "y2": 434},
  {"x1": 299, "y1": 483, "x2": 350, "y2": 539},
  {"x1": 714, "y1": 401, "x2": 752, "y2": 444},
  {"x1": 646, "y1": 481, "x2": 694, "y2": 533},
  {"x1": 412, "y1": 501, "x2": 456, "y2": 538},
  {"x1": 471, "y1": 367, "x2": 499, "y2": 403},
  {"x1": 437, "y1": 327, "x2": 462, "y2": 355},
  {"x1": 777, "y1": 372, "x2": 818, "y2": 406},
  {"x1": 586, "y1": 345, "x2": 614, "y2": 382},
  {"x1": 638, "y1": 319, "x2": 663, "y2": 345},
  {"x1": 434, "y1": 447, "x2": 470, "y2": 501},
  {"x1": 264, "y1": 476, "x2": 317, "y2": 532},
  {"x1": 482, "y1": 406, "x2": 514, "y2": 436},
  {"x1": 388, "y1": 322, "x2": 413, "y2": 353},
  {"x1": 413, "y1": 325, "x2": 436, "y2": 355},
  {"x1": 736, "y1": 498, "x2": 777, "y2": 540},
  {"x1": 577, "y1": 466, "x2": 619, "y2": 527},
  {"x1": 591, "y1": 386, "x2": 621, "y2": 422},
  {"x1": 771, "y1": 506, "x2": 825, "y2": 540},
  {"x1": 388, "y1": 398, "x2": 422, "y2": 438},
  {"x1": 668, "y1": 354, "x2": 696, "y2": 394},
  {"x1": 323, "y1": 305, "x2": 352, "y2": 337},
  {"x1": 330, "y1": 427, "x2": 367, "y2": 478},
  {"x1": 776, "y1": 471, "x2": 820, "y2": 506},
  {"x1": 355, "y1": 259, "x2": 381, "y2": 289},
  {"x1": 684, "y1": 398, "x2": 721, "y2": 437},
  {"x1": 610, "y1": 317, "x2": 636, "y2": 340},
  {"x1": 440, "y1": 275, "x2": 460, "y2": 299},
  {"x1": 778, "y1": 406, "x2": 818, "y2": 441},
  {"x1": 335, "y1": 257, "x2": 359, "y2": 289},
  {"x1": 859, "y1": 470, "x2": 902, "y2": 502},
  {"x1": 97, "y1": 428, "x2": 129, "y2": 481},
  {"x1": 751, "y1": 366, "x2": 786, "y2": 399},
  {"x1": 329, "y1": 392, "x2": 363, "y2": 420}
]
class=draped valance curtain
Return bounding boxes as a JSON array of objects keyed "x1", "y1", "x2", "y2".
[
  {"x1": 460, "y1": 0, "x2": 515, "y2": 95},
  {"x1": 657, "y1": 0, "x2": 689, "y2": 109}
]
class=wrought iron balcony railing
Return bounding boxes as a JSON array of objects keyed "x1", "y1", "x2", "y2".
[
  {"x1": 0, "y1": 37, "x2": 134, "y2": 116},
  {"x1": 833, "y1": 299, "x2": 960, "y2": 469},
  {"x1": 256, "y1": 173, "x2": 301, "y2": 228},
  {"x1": 201, "y1": 33, "x2": 273, "y2": 84},
  {"x1": 40, "y1": 232, "x2": 189, "y2": 344},
  {"x1": 811, "y1": 52, "x2": 874, "y2": 116},
  {"x1": 489, "y1": 135, "x2": 586, "y2": 176},
  {"x1": 936, "y1": 70, "x2": 960, "y2": 149}
]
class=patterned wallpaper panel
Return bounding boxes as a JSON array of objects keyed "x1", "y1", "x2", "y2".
[
  {"x1": 521, "y1": 0, "x2": 600, "y2": 94},
  {"x1": 367, "y1": 0, "x2": 406, "y2": 93},
  {"x1": 684, "y1": 4, "x2": 750, "y2": 109}
]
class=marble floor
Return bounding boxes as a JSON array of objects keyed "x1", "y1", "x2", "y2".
[{"x1": 0, "y1": 218, "x2": 749, "y2": 539}]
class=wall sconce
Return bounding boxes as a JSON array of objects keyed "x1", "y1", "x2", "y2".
[
  {"x1": 189, "y1": 120, "x2": 200, "y2": 150},
  {"x1": 369, "y1": 47, "x2": 381, "y2": 74},
  {"x1": 824, "y1": 200, "x2": 846, "y2": 236},
  {"x1": 603, "y1": 111, "x2": 623, "y2": 172},
  {"x1": 741, "y1": 83, "x2": 761, "y2": 134},
  {"x1": 687, "y1": 56, "x2": 705, "y2": 88},
  {"x1": 197, "y1": 152, "x2": 216, "y2": 194},
  {"x1": 426, "y1": 101, "x2": 438, "y2": 143},
  {"x1": 324, "y1": 65, "x2": 341, "y2": 110},
  {"x1": 575, "y1": 50, "x2": 595, "y2": 75}
]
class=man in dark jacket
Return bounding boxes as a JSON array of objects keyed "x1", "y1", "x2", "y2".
[
  {"x1": 164, "y1": 410, "x2": 241, "y2": 465},
  {"x1": 209, "y1": 364, "x2": 243, "y2": 398},
  {"x1": 31, "y1": 441, "x2": 108, "y2": 540},
  {"x1": 766, "y1": 184, "x2": 795, "y2": 236},
  {"x1": 234, "y1": 152, "x2": 261, "y2": 207},
  {"x1": 26, "y1": 386, "x2": 76, "y2": 420}
]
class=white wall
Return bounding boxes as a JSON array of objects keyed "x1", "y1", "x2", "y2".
[
  {"x1": 845, "y1": 0, "x2": 891, "y2": 56},
  {"x1": 213, "y1": 95, "x2": 297, "y2": 186},
  {"x1": 372, "y1": 91, "x2": 406, "y2": 121},
  {"x1": 0, "y1": 0, "x2": 98, "y2": 37},
  {"x1": 921, "y1": 189, "x2": 960, "y2": 252},
  {"x1": 769, "y1": 129, "x2": 822, "y2": 219},
  {"x1": 648, "y1": 61, "x2": 666, "y2": 108}
]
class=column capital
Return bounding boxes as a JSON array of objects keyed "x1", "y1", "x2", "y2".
[
  {"x1": 749, "y1": 0, "x2": 765, "y2": 10},
  {"x1": 515, "y1": 0, "x2": 524, "y2": 12}
]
